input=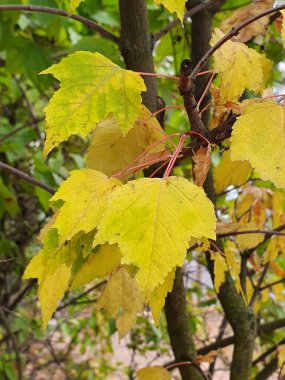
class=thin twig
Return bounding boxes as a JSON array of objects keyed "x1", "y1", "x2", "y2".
[
  {"x1": 218, "y1": 229, "x2": 285, "y2": 239},
  {"x1": 0, "y1": 5, "x2": 121, "y2": 46},
  {"x1": 0, "y1": 118, "x2": 45, "y2": 144},
  {"x1": 0, "y1": 161, "x2": 55, "y2": 195},
  {"x1": 252, "y1": 338, "x2": 285, "y2": 366},
  {"x1": 56, "y1": 280, "x2": 106, "y2": 311},
  {"x1": 260, "y1": 278, "x2": 285, "y2": 292},
  {"x1": 249, "y1": 264, "x2": 269, "y2": 307},
  {"x1": 190, "y1": 5, "x2": 285, "y2": 80},
  {"x1": 153, "y1": 0, "x2": 214, "y2": 42},
  {"x1": 0, "y1": 309, "x2": 22, "y2": 380}
]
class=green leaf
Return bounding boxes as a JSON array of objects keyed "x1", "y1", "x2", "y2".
[
  {"x1": 94, "y1": 177, "x2": 216, "y2": 298},
  {"x1": 41, "y1": 52, "x2": 146, "y2": 155}
]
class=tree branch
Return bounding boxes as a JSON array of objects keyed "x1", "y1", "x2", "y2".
[
  {"x1": 196, "y1": 318, "x2": 285, "y2": 356},
  {"x1": 218, "y1": 229, "x2": 285, "y2": 239},
  {"x1": 0, "y1": 161, "x2": 55, "y2": 195},
  {"x1": 153, "y1": 0, "x2": 214, "y2": 43},
  {"x1": 0, "y1": 5, "x2": 121, "y2": 46},
  {"x1": 249, "y1": 264, "x2": 269, "y2": 307},
  {"x1": 0, "y1": 119, "x2": 45, "y2": 144},
  {"x1": 190, "y1": 5, "x2": 285, "y2": 80}
]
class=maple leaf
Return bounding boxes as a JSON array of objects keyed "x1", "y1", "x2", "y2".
[
  {"x1": 214, "y1": 150, "x2": 251, "y2": 194},
  {"x1": 230, "y1": 100, "x2": 285, "y2": 189},
  {"x1": 23, "y1": 237, "x2": 78, "y2": 328},
  {"x1": 211, "y1": 29, "x2": 272, "y2": 103},
  {"x1": 136, "y1": 366, "x2": 171, "y2": 380},
  {"x1": 149, "y1": 268, "x2": 175, "y2": 325},
  {"x1": 70, "y1": 244, "x2": 122, "y2": 290},
  {"x1": 97, "y1": 267, "x2": 143, "y2": 339},
  {"x1": 211, "y1": 253, "x2": 227, "y2": 293},
  {"x1": 220, "y1": 0, "x2": 274, "y2": 43},
  {"x1": 50, "y1": 169, "x2": 121, "y2": 245},
  {"x1": 94, "y1": 177, "x2": 216, "y2": 297},
  {"x1": 41, "y1": 52, "x2": 146, "y2": 155},
  {"x1": 69, "y1": 0, "x2": 83, "y2": 13},
  {"x1": 154, "y1": 0, "x2": 185, "y2": 22},
  {"x1": 224, "y1": 241, "x2": 244, "y2": 299},
  {"x1": 192, "y1": 145, "x2": 211, "y2": 187},
  {"x1": 87, "y1": 105, "x2": 167, "y2": 179}
]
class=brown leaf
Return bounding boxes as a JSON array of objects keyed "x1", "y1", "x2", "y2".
[
  {"x1": 193, "y1": 145, "x2": 211, "y2": 187},
  {"x1": 220, "y1": 0, "x2": 274, "y2": 43},
  {"x1": 195, "y1": 350, "x2": 218, "y2": 364}
]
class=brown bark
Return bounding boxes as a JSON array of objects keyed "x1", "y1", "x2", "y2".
[{"x1": 119, "y1": 0, "x2": 157, "y2": 112}]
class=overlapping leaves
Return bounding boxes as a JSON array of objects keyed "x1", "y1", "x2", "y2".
[{"x1": 41, "y1": 51, "x2": 146, "y2": 155}]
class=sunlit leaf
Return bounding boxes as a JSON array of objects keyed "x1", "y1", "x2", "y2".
[
  {"x1": 149, "y1": 268, "x2": 175, "y2": 325},
  {"x1": 94, "y1": 177, "x2": 216, "y2": 297},
  {"x1": 211, "y1": 29, "x2": 272, "y2": 103},
  {"x1": 211, "y1": 253, "x2": 227, "y2": 293},
  {"x1": 231, "y1": 100, "x2": 285, "y2": 189},
  {"x1": 41, "y1": 52, "x2": 146, "y2": 155},
  {"x1": 50, "y1": 169, "x2": 121, "y2": 245},
  {"x1": 154, "y1": 0, "x2": 185, "y2": 22}
]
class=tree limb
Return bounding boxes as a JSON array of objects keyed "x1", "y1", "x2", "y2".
[
  {"x1": 0, "y1": 161, "x2": 55, "y2": 195},
  {"x1": 0, "y1": 5, "x2": 121, "y2": 46},
  {"x1": 190, "y1": 5, "x2": 285, "y2": 80},
  {"x1": 153, "y1": 0, "x2": 214, "y2": 43}
]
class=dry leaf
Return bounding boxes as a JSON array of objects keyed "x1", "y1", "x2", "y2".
[
  {"x1": 193, "y1": 145, "x2": 211, "y2": 187},
  {"x1": 220, "y1": 0, "x2": 274, "y2": 42}
]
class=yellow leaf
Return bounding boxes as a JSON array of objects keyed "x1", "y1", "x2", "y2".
[
  {"x1": 70, "y1": 244, "x2": 122, "y2": 290},
  {"x1": 87, "y1": 105, "x2": 166, "y2": 179},
  {"x1": 220, "y1": 0, "x2": 274, "y2": 42},
  {"x1": 69, "y1": 0, "x2": 82, "y2": 13},
  {"x1": 224, "y1": 241, "x2": 245, "y2": 299},
  {"x1": 231, "y1": 100, "x2": 285, "y2": 189},
  {"x1": 39, "y1": 263, "x2": 71, "y2": 329},
  {"x1": 136, "y1": 366, "x2": 171, "y2": 380},
  {"x1": 154, "y1": 0, "x2": 185, "y2": 22},
  {"x1": 277, "y1": 344, "x2": 285, "y2": 375},
  {"x1": 94, "y1": 177, "x2": 216, "y2": 297},
  {"x1": 236, "y1": 223, "x2": 265, "y2": 252},
  {"x1": 41, "y1": 52, "x2": 146, "y2": 155},
  {"x1": 50, "y1": 169, "x2": 121, "y2": 245},
  {"x1": 214, "y1": 150, "x2": 251, "y2": 193},
  {"x1": 192, "y1": 145, "x2": 211, "y2": 187},
  {"x1": 97, "y1": 267, "x2": 143, "y2": 339},
  {"x1": 23, "y1": 238, "x2": 78, "y2": 328},
  {"x1": 149, "y1": 268, "x2": 175, "y2": 326},
  {"x1": 211, "y1": 253, "x2": 228, "y2": 293},
  {"x1": 211, "y1": 29, "x2": 272, "y2": 103}
]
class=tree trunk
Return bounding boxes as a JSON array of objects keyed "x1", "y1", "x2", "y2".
[
  {"x1": 119, "y1": 0, "x2": 157, "y2": 112},
  {"x1": 190, "y1": 3, "x2": 258, "y2": 380}
]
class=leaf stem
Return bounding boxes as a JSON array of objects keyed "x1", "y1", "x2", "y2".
[{"x1": 138, "y1": 72, "x2": 179, "y2": 80}]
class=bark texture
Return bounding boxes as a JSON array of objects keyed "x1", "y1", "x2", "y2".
[
  {"x1": 164, "y1": 269, "x2": 204, "y2": 380},
  {"x1": 119, "y1": 0, "x2": 157, "y2": 112},
  {"x1": 190, "y1": 3, "x2": 257, "y2": 379}
]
